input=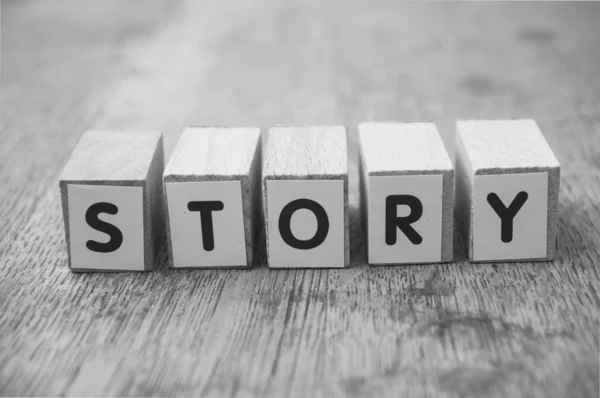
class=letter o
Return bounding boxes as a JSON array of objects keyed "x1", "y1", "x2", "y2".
[{"x1": 278, "y1": 199, "x2": 329, "y2": 250}]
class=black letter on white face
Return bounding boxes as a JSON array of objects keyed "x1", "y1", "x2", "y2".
[
  {"x1": 486, "y1": 191, "x2": 528, "y2": 243},
  {"x1": 278, "y1": 199, "x2": 329, "y2": 250},
  {"x1": 385, "y1": 195, "x2": 423, "y2": 245},
  {"x1": 187, "y1": 201, "x2": 225, "y2": 251},
  {"x1": 85, "y1": 202, "x2": 124, "y2": 253}
]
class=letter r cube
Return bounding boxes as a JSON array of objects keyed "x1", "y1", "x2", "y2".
[
  {"x1": 455, "y1": 120, "x2": 561, "y2": 262},
  {"x1": 359, "y1": 123, "x2": 454, "y2": 265}
]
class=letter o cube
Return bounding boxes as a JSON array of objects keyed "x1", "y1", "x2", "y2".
[
  {"x1": 58, "y1": 130, "x2": 164, "y2": 272},
  {"x1": 455, "y1": 119, "x2": 561, "y2": 262},
  {"x1": 263, "y1": 126, "x2": 349, "y2": 268}
]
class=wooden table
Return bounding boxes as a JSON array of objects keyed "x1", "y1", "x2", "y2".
[{"x1": 1, "y1": 1, "x2": 599, "y2": 396}]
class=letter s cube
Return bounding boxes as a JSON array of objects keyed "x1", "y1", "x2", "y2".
[
  {"x1": 263, "y1": 126, "x2": 349, "y2": 268},
  {"x1": 455, "y1": 120, "x2": 561, "y2": 262},
  {"x1": 59, "y1": 130, "x2": 165, "y2": 272}
]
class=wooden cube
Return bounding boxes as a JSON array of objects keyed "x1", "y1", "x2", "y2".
[
  {"x1": 59, "y1": 130, "x2": 164, "y2": 272},
  {"x1": 455, "y1": 119, "x2": 561, "y2": 262},
  {"x1": 262, "y1": 126, "x2": 349, "y2": 268},
  {"x1": 163, "y1": 127, "x2": 261, "y2": 268},
  {"x1": 358, "y1": 122, "x2": 454, "y2": 265}
]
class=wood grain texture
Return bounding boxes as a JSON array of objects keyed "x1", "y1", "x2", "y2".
[
  {"x1": 358, "y1": 122, "x2": 454, "y2": 263},
  {"x1": 262, "y1": 126, "x2": 350, "y2": 267},
  {"x1": 1, "y1": 1, "x2": 599, "y2": 397},
  {"x1": 58, "y1": 130, "x2": 164, "y2": 271},
  {"x1": 455, "y1": 119, "x2": 560, "y2": 261},
  {"x1": 163, "y1": 127, "x2": 261, "y2": 267},
  {"x1": 262, "y1": 126, "x2": 348, "y2": 178}
]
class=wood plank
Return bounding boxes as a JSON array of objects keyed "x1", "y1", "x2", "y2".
[{"x1": 0, "y1": 1, "x2": 599, "y2": 397}]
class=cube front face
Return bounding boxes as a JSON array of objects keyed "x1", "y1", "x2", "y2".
[
  {"x1": 67, "y1": 184, "x2": 145, "y2": 271},
  {"x1": 165, "y1": 180, "x2": 248, "y2": 268},
  {"x1": 471, "y1": 172, "x2": 549, "y2": 261},
  {"x1": 265, "y1": 179, "x2": 346, "y2": 268},
  {"x1": 367, "y1": 174, "x2": 444, "y2": 264}
]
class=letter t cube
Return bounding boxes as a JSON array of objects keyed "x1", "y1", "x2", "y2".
[{"x1": 163, "y1": 127, "x2": 261, "y2": 268}]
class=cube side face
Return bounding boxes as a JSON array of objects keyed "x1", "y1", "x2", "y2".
[
  {"x1": 248, "y1": 139, "x2": 264, "y2": 266},
  {"x1": 441, "y1": 169, "x2": 455, "y2": 262},
  {"x1": 357, "y1": 143, "x2": 370, "y2": 258},
  {"x1": 60, "y1": 130, "x2": 163, "y2": 183},
  {"x1": 164, "y1": 178, "x2": 249, "y2": 268},
  {"x1": 62, "y1": 182, "x2": 146, "y2": 272},
  {"x1": 263, "y1": 177, "x2": 348, "y2": 268},
  {"x1": 453, "y1": 140, "x2": 474, "y2": 261},
  {"x1": 546, "y1": 166, "x2": 560, "y2": 260},
  {"x1": 144, "y1": 139, "x2": 165, "y2": 271},
  {"x1": 365, "y1": 172, "x2": 450, "y2": 265},
  {"x1": 471, "y1": 170, "x2": 554, "y2": 262}
]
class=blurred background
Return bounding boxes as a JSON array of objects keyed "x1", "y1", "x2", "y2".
[{"x1": 1, "y1": 1, "x2": 599, "y2": 397}]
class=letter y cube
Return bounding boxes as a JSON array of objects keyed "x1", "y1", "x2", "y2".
[{"x1": 455, "y1": 119, "x2": 560, "y2": 262}]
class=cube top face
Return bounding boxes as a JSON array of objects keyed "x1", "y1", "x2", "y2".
[
  {"x1": 263, "y1": 126, "x2": 347, "y2": 179},
  {"x1": 163, "y1": 127, "x2": 260, "y2": 181},
  {"x1": 59, "y1": 130, "x2": 163, "y2": 183},
  {"x1": 359, "y1": 122, "x2": 452, "y2": 175},
  {"x1": 456, "y1": 119, "x2": 560, "y2": 173}
]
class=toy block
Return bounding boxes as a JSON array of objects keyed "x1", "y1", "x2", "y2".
[
  {"x1": 163, "y1": 127, "x2": 261, "y2": 268},
  {"x1": 455, "y1": 119, "x2": 560, "y2": 262},
  {"x1": 262, "y1": 126, "x2": 349, "y2": 268},
  {"x1": 59, "y1": 130, "x2": 164, "y2": 272},
  {"x1": 358, "y1": 122, "x2": 454, "y2": 265}
]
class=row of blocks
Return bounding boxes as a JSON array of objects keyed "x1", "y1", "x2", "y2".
[{"x1": 59, "y1": 120, "x2": 560, "y2": 271}]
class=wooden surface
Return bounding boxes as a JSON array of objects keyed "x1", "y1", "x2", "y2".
[
  {"x1": 358, "y1": 122, "x2": 454, "y2": 263},
  {"x1": 1, "y1": 1, "x2": 599, "y2": 396}
]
